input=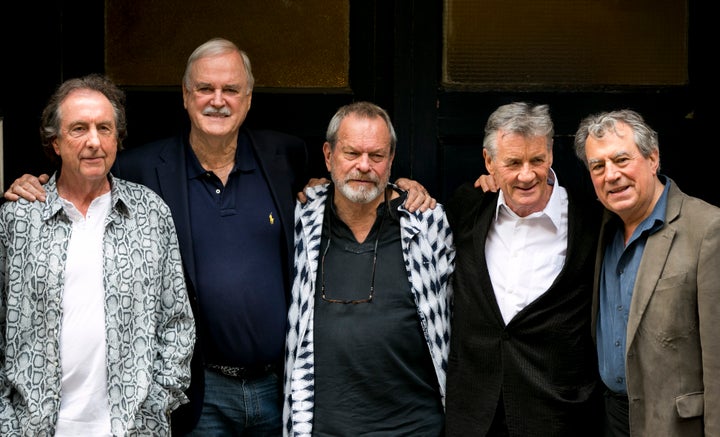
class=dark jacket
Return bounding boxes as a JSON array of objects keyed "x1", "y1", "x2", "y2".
[
  {"x1": 112, "y1": 127, "x2": 308, "y2": 434},
  {"x1": 444, "y1": 179, "x2": 603, "y2": 437}
]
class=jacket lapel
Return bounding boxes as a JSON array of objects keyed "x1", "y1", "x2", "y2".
[
  {"x1": 155, "y1": 138, "x2": 195, "y2": 284},
  {"x1": 474, "y1": 194, "x2": 507, "y2": 324},
  {"x1": 626, "y1": 183, "x2": 682, "y2": 348},
  {"x1": 246, "y1": 129, "x2": 295, "y2": 257}
]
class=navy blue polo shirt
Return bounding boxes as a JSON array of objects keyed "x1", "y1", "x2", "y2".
[{"x1": 186, "y1": 131, "x2": 287, "y2": 367}]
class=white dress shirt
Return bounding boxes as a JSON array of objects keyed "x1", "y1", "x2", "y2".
[{"x1": 485, "y1": 171, "x2": 568, "y2": 324}]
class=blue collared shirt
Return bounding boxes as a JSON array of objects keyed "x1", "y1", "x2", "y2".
[{"x1": 597, "y1": 176, "x2": 670, "y2": 393}]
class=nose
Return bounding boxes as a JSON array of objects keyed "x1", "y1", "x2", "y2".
[
  {"x1": 517, "y1": 163, "x2": 535, "y2": 182},
  {"x1": 604, "y1": 161, "x2": 621, "y2": 182},
  {"x1": 211, "y1": 88, "x2": 225, "y2": 106},
  {"x1": 356, "y1": 154, "x2": 372, "y2": 172},
  {"x1": 86, "y1": 126, "x2": 102, "y2": 147}
]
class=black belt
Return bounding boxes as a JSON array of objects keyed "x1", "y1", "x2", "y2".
[{"x1": 206, "y1": 363, "x2": 279, "y2": 380}]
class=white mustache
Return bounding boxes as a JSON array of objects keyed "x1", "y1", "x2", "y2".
[
  {"x1": 202, "y1": 107, "x2": 231, "y2": 116},
  {"x1": 347, "y1": 171, "x2": 379, "y2": 184}
]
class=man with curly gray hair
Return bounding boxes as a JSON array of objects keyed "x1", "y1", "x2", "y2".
[{"x1": 575, "y1": 109, "x2": 719, "y2": 436}]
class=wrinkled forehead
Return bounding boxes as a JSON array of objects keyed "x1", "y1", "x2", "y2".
[
  {"x1": 336, "y1": 115, "x2": 393, "y2": 151},
  {"x1": 60, "y1": 89, "x2": 114, "y2": 120}
]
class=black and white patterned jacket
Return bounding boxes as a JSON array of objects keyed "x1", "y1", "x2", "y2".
[{"x1": 283, "y1": 183, "x2": 454, "y2": 436}]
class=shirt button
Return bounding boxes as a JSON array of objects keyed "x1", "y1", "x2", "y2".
[
  {"x1": 215, "y1": 188, "x2": 221, "y2": 194},
  {"x1": 615, "y1": 340, "x2": 621, "y2": 347}
]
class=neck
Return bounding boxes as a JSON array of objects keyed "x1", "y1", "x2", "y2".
[
  {"x1": 189, "y1": 131, "x2": 238, "y2": 170},
  {"x1": 56, "y1": 175, "x2": 110, "y2": 217},
  {"x1": 621, "y1": 177, "x2": 665, "y2": 243},
  {"x1": 332, "y1": 187, "x2": 389, "y2": 243}
]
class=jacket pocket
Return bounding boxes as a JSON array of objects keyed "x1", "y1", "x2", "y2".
[
  {"x1": 675, "y1": 391, "x2": 703, "y2": 418},
  {"x1": 655, "y1": 271, "x2": 688, "y2": 290}
]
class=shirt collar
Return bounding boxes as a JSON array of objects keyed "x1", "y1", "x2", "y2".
[
  {"x1": 626, "y1": 174, "x2": 669, "y2": 242},
  {"x1": 185, "y1": 131, "x2": 255, "y2": 180}
]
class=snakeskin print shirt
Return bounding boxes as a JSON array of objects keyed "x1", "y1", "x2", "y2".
[{"x1": 0, "y1": 173, "x2": 195, "y2": 437}]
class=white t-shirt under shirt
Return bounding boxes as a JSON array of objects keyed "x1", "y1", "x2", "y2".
[{"x1": 55, "y1": 192, "x2": 112, "y2": 437}]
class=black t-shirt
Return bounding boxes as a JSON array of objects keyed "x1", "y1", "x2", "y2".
[{"x1": 312, "y1": 193, "x2": 444, "y2": 436}]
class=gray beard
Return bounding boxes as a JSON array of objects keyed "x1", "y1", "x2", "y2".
[{"x1": 337, "y1": 181, "x2": 383, "y2": 204}]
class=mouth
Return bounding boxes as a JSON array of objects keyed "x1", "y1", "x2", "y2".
[
  {"x1": 608, "y1": 186, "x2": 629, "y2": 195},
  {"x1": 515, "y1": 182, "x2": 537, "y2": 192}
]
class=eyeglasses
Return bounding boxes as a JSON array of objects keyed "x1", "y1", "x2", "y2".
[{"x1": 320, "y1": 212, "x2": 385, "y2": 304}]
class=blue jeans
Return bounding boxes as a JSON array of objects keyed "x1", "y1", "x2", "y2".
[{"x1": 186, "y1": 368, "x2": 282, "y2": 436}]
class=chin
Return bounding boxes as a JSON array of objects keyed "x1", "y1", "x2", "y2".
[{"x1": 202, "y1": 124, "x2": 233, "y2": 136}]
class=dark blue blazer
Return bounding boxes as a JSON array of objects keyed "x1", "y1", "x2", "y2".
[{"x1": 112, "y1": 127, "x2": 308, "y2": 434}]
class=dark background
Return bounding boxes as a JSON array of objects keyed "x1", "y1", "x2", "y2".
[{"x1": 0, "y1": 1, "x2": 714, "y2": 206}]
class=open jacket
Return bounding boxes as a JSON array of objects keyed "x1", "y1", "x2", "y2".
[
  {"x1": 445, "y1": 180, "x2": 603, "y2": 436},
  {"x1": 283, "y1": 183, "x2": 454, "y2": 437},
  {"x1": 0, "y1": 174, "x2": 194, "y2": 437},
  {"x1": 112, "y1": 128, "x2": 308, "y2": 433},
  {"x1": 592, "y1": 178, "x2": 720, "y2": 436}
]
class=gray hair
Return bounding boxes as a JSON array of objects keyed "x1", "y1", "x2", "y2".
[
  {"x1": 40, "y1": 73, "x2": 127, "y2": 166},
  {"x1": 483, "y1": 102, "x2": 554, "y2": 158},
  {"x1": 325, "y1": 101, "x2": 397, "y2": 154},
  {"x1": 183, "y1": 37, "x2": 254, "y2": 95},
  {"x1": 574, "y1": 109, "x2": 659, "y2": 169}
]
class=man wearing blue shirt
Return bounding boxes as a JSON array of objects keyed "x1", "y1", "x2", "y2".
[{"x1": 574, "y1": 109, "x2": 720, "y2": 436}]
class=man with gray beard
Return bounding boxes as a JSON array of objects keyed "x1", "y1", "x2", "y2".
[{"x1": 283, "y1": 101, "x2": 455, "y2": 436}]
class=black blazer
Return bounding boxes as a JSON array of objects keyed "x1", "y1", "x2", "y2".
[
  {"x1": 112, "y1": 127, "x2": 308, "y2": 434},
  {"x1": 444, "y1": 180, "x2": 603, "y2": 436}
]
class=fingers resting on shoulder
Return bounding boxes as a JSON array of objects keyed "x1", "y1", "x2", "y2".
[
  {"x1": 297, "y1": 177, "x2": 330, "y2": 204},
  {"x1": 395, "y1": 177, "x2": 437, "y2": 213},
  {"x1": 3, "y1": 174, "x2": 50, "y2": 202}
]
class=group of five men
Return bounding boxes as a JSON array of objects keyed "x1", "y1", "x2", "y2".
[{"x1": 0, "y1": 37, "x2": 716, "y2": 437}]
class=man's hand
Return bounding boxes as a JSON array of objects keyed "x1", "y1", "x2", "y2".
[
  {"x1": 474, "y1": 174, "x2": 499, "y2": 192},
  {"x1": 395, "y1": 177, "x2": 436, "y2": 213},
  {"x1": 297, "y1": 177, "x2": 330, "y2": 204},
  {"x1": 4, "y1": 174, "x2": 50, "y2": 202}
]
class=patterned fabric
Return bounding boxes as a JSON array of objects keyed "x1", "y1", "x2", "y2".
[
  {"x1": 283, "y1": 183, "x2": 454, "y2": 437},
  {"x1": 0, "y1": 173, "x2": 195, "y2": 437}
]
